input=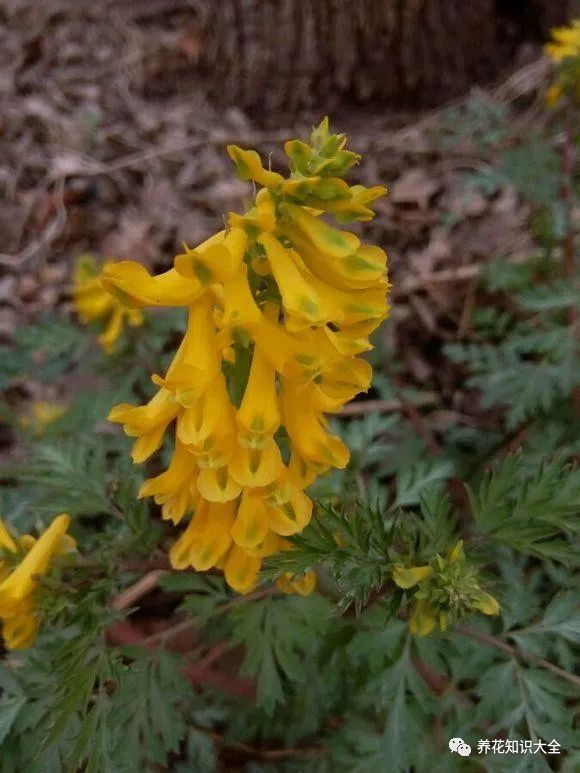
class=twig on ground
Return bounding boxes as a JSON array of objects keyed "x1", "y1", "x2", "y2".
[
  {"x1": 458, "y1": 626, "x2": 580, "y2": 690},
  {"x1": 195, "y1": 724, "x2": 324, "y2": 761},
  {"x1": 140, "y1": 586, "x2": 277, "y2": 647},
  {"x1": 0, "y1": 178, "x2": 68, "y2": 269},
  {"x1": 486, "y1": 426, "x2": 529, "y2": 467},
  {"x1": 390, "y1": 373, "x2": 441, "y2": 455},
  {"x1": 339, "y1": 393, "x2": 438, "y2": 416},
  {"x1": 392, "y1": 255, "x2": 526, "y2": 298},
  {"x1": 111, "y1": 569, "x2": 169, "y2": 611}
]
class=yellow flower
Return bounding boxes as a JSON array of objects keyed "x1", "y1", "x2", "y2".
[
  {"x1": 545, "y1": 20, "x2": 580, "y2": 62},
  {"x1": 472, "y1": 590, "x2": 500, "y2": 616},
  {"x1": 219, "y1": 264, "x2": 262, "y2": 330},
  {"x1": 231, "y1": 492, "x2": 270, "y2": 549},
  {"x1": 282, "y1": 381, "x2": 350, "y2": 470},
  {"x1": 282, "y1": 225, "x2": 387, "y2": 291},
  {"x1": 101, "y1": 262, "x2": 203, "y2": 309},
  {"x1": 197, "y1": 466, "x2": 243, "y2": 503},
  {"x1": 74, "y1": 256, "x2": 144, "y2": 352},
  {"x1": 545, "y1": 83, "x2": 563, "y2": 107},
  {"x1": 392, "y1": 564, "x2": 434, "y2": 589},
  {"x1": 19, "y1": 401, "x2": 66, "y2": 435},
  {"x1": 0, "y1": 514, "x2": 75, "y2": 650},
  {"x1": 139, "y1": 440, "x2": 199, "y2": 524},
  {"x1": 236, "y1": 347, "x2": 281, "y2": 446},
  {"x1": 544, "y1": 20, "x2": 580, "y2": 107},
  {"x1": 174, "y1": 228, "x2": 247, "y2": 285},
  {"x1": 398, "y1": 541, "x2": 500, "y2": 636},
  {"x1": 0, "y1": 520, "x2": 18, "y2": 557},
  {"x1": 169, "y1": 501, "x2": 236, "y2": 572},
  {"x1": 109, "y1": 388, "x2": 181, "y2": 463},
  {"x1": 282, "y1": 203, "x2": 360, "y2": 258},
  {"x1": 266, "y1": 487, "x2": 313, "y2": 537},
  {"x1": 224, "y1": 544, "x2": 262, "y2": 593},
  {"x1": 258, "y1": 233, "x2": 329, "y2": 328},
  {"x1": 409, "y1": 599, "x2": 437, "y2": 637},
  {"x1": 227, "y1": 145, "x2": 284, "y2": 188},
  {"x1": 154, "y1": 298, "x2": 222, "y2": 406},
  {"x1": 277, "y1": 570, "x2": 317, "y2": 596},
  {"x1": 109, "y1": 119, "x2": 389, "y2": 594},
  {"x1": 229, "y1": 189, "x2": 277, "y2": 236},
  {"x1": 229, "y1": 440, "x2": 283, "y2": 488},
  {"x1": 176, "y1": 373, "x2": 231, "y2": 448}
]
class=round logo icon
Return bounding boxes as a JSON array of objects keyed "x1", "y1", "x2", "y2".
[{"x1": 449, "y1": 737, "x2": 472, "y2": 757}]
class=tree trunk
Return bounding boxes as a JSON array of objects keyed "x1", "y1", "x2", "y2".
[
  {"x1": 530, "y1": 0, "x2": 578, "y2": 36},
  {"x1": 199, "y1": 0, "x2": 574, "y2": 115}
]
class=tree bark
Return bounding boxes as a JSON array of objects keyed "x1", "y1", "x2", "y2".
[{"x1": 199, "y1": 0, "x2": 575, "y2": 115}]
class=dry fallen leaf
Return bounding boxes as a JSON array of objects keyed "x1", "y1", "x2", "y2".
[{"x1": 391, "y1": 168, "x2": 441, "y2": 210}]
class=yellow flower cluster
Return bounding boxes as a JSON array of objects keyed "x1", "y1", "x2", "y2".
[
  {"x1": 544, "y1": 19, "x2": 580, "y2": 107},
  {"x1": 73, "y1": 255, "x2": 144, "y2": 352},
  {"x1": 545, "y1": 19, "x2": 580, "y2": 62},
  {"x1": 0, "y1": 514, "x2": 75, "y2": 649},
  {"x1": 393, "y1": 541, "x2": 499, "y2": 636},
  {"x1": 105, "y1": 119, "x2": 389, "y2": 593}
]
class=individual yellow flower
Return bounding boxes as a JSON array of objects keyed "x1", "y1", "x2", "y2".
[
  {"x1": 544, "y1": 20, "x2": 580, "y2": 107},
  {"x1": 0, "y1": 514, "x2": 75, "y2": 649},
  {"x1": 169, "y1": 500, "x2": 236, "y2": 572},
  {"x1": 471, "y1": 590, "x2": 500, "y2": 616},
  {"x1": 224, "y1": 544, "x2": 263, "y2": 593},
  {"x1": 109, "y1": 388, "x2": 181, "y2": 464},
  {"x1": 19, "y1": 401, "x2": 66, "y2": 435},
  {"x1": 236, "y1": 347, "x2": 281, "y2": 447},
  {"x1": 545, "y1": 83, "x2": 563, "y2": 107},
  {"x1": 101, "y1": 263, "x2": 202, "y2": 309},
  {"x1": 174, "y1": 228, "x2": 247, "y2": 285},
  {"x1": 392, "y1": 564, "x2": 434, "y2": 589},
  {"x1": 108, "y1": 119, "x2": 389, "y2": 594},
  {"x1": 74, "y1": 255, "x2": 144, "y2": 352},
  {"x1": 276, "y1": 570, "x2": 317, "y2": 597},
  {"x1": 545, "y1": 20, "x2": 580, "y2": 62},
  {"x1": 226, "y1": 145, "x2": 284, "y2": 188},
  {"x1": 231, "y1": 491, "x2": 270, "y2": 549},
  {"x1": 138, "y1": 440, "x2": 199, "y2": 524}
]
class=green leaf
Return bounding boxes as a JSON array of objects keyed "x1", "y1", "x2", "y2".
[
  {"x1": 0, "y1": 696, "x2": 26, "y2": 745},
  {"x1": 469, "y1": 455, "x2": 580, "y2": 563},
  {"x1": 517, "y1": 281, "x2": 580, "y2": 312},
  {"x1": 396, "y1": 459, "x2": 454, "y2": 506},
  {"x1": 231, "y1": 595, "x2": 331, "y2": 715}
]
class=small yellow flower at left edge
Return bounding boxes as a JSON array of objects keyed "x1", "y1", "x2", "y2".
[
  {"x1": 0, "y1": 514, "x2": 76, "y2": 650},
  {"x1": 73, "y1": 254, "x2": 144, "y2": 352},
  {"x1": 18, "y1": 401, "x2": 67, "y2": 435}
]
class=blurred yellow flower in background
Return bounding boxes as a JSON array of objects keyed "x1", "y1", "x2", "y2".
[
  {"x1": 544, "y1": 19, "x2": 580, "y2": 107},
  {"x1": 74, "y1": 255, "x2": 144, "y2": 352},
  {"x1": 545, "y1": 19, "x2": 580, "y2": 63},
  {"x1": 18, "y1": 401, "x2": 66, "y2": 435}
]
